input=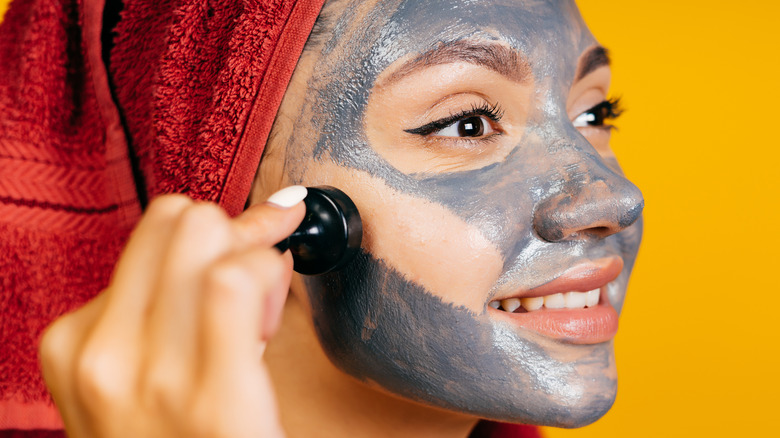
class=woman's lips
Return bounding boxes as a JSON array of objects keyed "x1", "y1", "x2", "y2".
[{"x1": 488, "y1": 257, "x2": 623, "y2": 344}]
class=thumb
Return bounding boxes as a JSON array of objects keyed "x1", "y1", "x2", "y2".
[{"x1": 234, "y1": 186, "x2": 308, "y2": 247}]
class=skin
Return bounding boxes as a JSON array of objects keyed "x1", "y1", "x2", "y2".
[
  {"x1": 40, "y1": 1, "x2": 643, "y2": 437},
  {"x1": 40, "y1": 196, "x2": 306, "y2": 438},
  {"x1": 255, "y1": 0, "x2": 644, "y2": 431}
]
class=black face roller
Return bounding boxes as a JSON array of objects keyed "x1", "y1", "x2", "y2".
[{"x1": 275, "y1": 186, "x2": 362, "y2": 275}]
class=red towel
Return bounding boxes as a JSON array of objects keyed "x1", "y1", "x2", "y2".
[
  {"x1": 0, "y1": 0, "x2": 324, "y2": 429},
  {"x1": 0, "y1": 0, "x2": 541, "y2": 436}
]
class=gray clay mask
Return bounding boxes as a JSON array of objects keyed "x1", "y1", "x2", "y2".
[{"x1": 280, "y1": 0, "x2": 644, "y2": 427}]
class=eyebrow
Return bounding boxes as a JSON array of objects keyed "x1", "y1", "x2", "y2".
[
  {"x1": 576, "y1": 46, "x2": 611, "y2": 81},
  {"x1": 381, "y1": 40, "x2": 532, "y2": 86}
]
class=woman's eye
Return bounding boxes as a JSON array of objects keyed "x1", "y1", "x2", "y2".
[
  {"x1": 404, "y1": 102, "x2": 504, "y2": 139},
  {"x1": 572, "y1": 99, "x2": 622, "y2": 128},
  {"x1": 433, "y1": 115, "x2": 495, "y2": 138}
]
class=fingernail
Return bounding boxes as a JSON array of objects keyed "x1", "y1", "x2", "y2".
[{"x1": 266, "y1": 186, "x2": 307, "y2": 209}]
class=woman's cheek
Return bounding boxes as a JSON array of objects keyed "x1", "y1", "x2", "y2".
[{"x1": 304, "y1": 160, "x2": 504, "y2": 311}]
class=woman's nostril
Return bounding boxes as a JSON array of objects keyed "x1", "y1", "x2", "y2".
[
  {"x1": 565, "y1": 225, "x2": 624, "y2": 241},
  {"x1": 587, "y1": 226, "x2": 612, "y2": 238}
]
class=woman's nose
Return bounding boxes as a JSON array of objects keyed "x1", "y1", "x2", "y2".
[{"x1": 532, "y1": 163, "x2": 644, "y2": 242}]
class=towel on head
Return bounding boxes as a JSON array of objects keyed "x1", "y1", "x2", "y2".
[
  {"x1": 0, "y1": 0, "x2": 541, "y2": 436},
  {"x1": 0, "y1": 0, "x2": 324, "y2": 429}
]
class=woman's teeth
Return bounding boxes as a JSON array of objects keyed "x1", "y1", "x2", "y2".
[{"x1": 490, "y1": 289, "x2": 600, "y2": 313}]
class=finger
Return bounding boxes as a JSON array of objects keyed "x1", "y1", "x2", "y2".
[
  {"x1": 196, "y1": 249, "x2": 291, "y2": 438},
  {"x1": 39, "y1": 293, "x2": 108, "y2": 438},
  {"x1": 142, "y1": 202, "x2": 234, "y2": 396},
  {"x1": 233, "y1": 186, "x2": 307, "y2": 247},
  {"x1": 40, "y1": 293, "x2": 107, "y2": 397},
  {"x1": 198, "y1": 246, "x2": 291, "y2": 384},
  {"x1": 101, "y1": 194, "x2": 193, "y2": 331},
  {"x1": 261, "y1": 251, "x2": 294, "y2": 341},
  {"x1": 67, "y1": 195, "x2": 194, "y2": 413}
]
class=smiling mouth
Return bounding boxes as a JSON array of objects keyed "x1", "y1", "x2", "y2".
[
  {"x1": 487, "y1": 258, "x2": 623, "y2": 344},
  {"x1": 489, "y1": 288, "x2": 601, "y2": 312}
]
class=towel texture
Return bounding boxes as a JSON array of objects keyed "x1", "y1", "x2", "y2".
[
  {"x1": 0, "y1": 0, "x2": 541, "y2": 436},
  {"x1": 0, "y1": 0, "x2": 324, "y2": 429},
  {"x1": 0, "y1": 0, "x2": 141, "y2": 429}
]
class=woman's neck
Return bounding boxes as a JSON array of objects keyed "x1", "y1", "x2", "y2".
[{"x1": 264, "y1": 294, "x2": 478, "y2": 438}]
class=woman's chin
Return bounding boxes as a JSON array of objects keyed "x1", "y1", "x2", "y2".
[{"x1": 473, "y1": 334, "x2": 619, "y2": 427}]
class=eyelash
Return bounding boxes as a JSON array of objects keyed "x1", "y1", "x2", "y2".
[
  {"x1": 574, "y1": 98, "x2": 624, "y2": 129},
  {"x1": 404, "y1": 102, "x2": 504, "y2": 137},
  {"x1": 403, "y1": 98, "x2": 622, "y2": 140}
]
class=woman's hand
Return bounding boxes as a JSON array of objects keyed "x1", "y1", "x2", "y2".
[{"x1": 39, "y1": 187, "x2": 307, "y2": 438}]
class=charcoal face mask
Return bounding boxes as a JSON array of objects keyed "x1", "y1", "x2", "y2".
[{"x1": 278, "y1": 0, "x2": 644, "y2": 427}]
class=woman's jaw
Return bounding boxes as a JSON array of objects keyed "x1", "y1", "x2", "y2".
[{"x1": 253, "y1": 0, "x2": 643, "y2": 430}]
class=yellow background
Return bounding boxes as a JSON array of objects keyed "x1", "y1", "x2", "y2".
[
  {"x1": 1, "y1": 0, "x2": 777, "y2": 436},
  {"x1": 545, "y1": 1, "x2": 780, "y2": 437}
]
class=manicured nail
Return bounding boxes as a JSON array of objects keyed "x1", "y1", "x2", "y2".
[{"x1": 266, "y1": 185, "x2": 307, "y2": 209}]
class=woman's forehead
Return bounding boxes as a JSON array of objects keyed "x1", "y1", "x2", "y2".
[{"x1": 323, "y1": 0, "x2": 596, "y2": 79}]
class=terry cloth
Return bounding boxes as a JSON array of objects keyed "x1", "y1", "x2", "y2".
[
  {"x1": 0, "y1": 0, "x2": 325, "y2": 430},
  {"x1": 0, "y1": 0, "x2": 542, "y2": 436}
]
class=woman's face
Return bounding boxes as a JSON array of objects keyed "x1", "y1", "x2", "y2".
[{"x1": 261, "y1": 0, "x2": 643, "y2": 427}]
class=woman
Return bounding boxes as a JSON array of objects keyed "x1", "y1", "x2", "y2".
[{"x1": 0, "y1": 0, "x2": 643, "y2": 436}]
